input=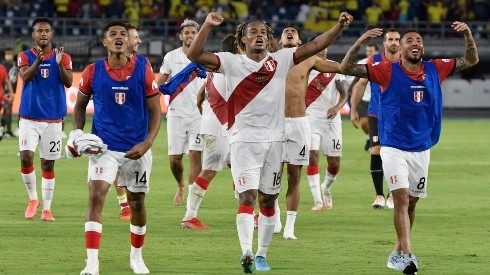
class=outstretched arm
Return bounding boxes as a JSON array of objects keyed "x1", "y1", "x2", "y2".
[
  {"x1": 294, "y1": 12, "x2": 353, "y2": 64},
  {"x1": 313, "y1": 57, "x2": 341, "y2": 73},
  {"x1": 187, "y1": 12, "x2": 223, "y2": 71},
  {"x1": 452, "y1": 21, "x2": 479, "y2": 73},
  {"x1": 340, "y1": 28, "x2": 383, "y2": 78}
]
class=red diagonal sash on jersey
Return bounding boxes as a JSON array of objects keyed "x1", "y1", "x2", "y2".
[
  {"x1": 206, "y1": 73, "x2": 228, "y2": 125},
  {"x1": 305, "y1": 72, "x2": 336, "y2": 107},
  {"x1": 169, "y1": 71, "x2": 198, "y2": 104},
  {"x1": 227, "y1": 56, "x2": 277, "y2": 128}
]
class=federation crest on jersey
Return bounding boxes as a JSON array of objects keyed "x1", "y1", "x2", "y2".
[
  {"x1": 264, "y1": 60, "x2": 276, "y2": 71},
  {"x1": 95, "y1": 167, "x2": 103, "y2": 175},
  {"x1": 115, "y1": 92, "x2": 126, "y2": 105},
  {"x1": 414, "y1": 91, "x2": 423, "y2": 103},
  {"x1": 40, "y1": 68, "x2": 49, "y2": 78}
]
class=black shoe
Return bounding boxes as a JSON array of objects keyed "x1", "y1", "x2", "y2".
[{"x1": 364, "y1": 139, "x2": 370, "y2": 151}]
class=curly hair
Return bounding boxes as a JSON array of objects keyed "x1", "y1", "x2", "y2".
[{"x1": 235, "y1": 20, "x2": 274, "y2": 53}]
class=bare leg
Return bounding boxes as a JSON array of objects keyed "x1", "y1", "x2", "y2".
[{"x1": 169, "y1": 154, "x2": 185, "y2": 205}]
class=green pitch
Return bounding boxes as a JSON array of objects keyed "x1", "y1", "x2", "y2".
[{"x1": 0, "y1": 117, "x2": 489, "y2": 274}]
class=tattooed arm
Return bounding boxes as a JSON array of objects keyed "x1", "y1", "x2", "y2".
[
  {"x1": 340, "y1": 28, "x2": 383, "y2": 78},
  {"x1": 452, "y1": 21, "x2": 479, "y2": 73}
]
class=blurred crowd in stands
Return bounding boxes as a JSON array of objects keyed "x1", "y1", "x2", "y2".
[{"x1": 1, "y1": 0, "x2": 489, "y2": 35}]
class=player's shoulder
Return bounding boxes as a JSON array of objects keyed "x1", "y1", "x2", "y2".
[
  {"x1": 82, "y1": 62, "x2": 97, "y2": 74},
  {"x1": 165, "y1": 47, "x2": 183, "y2": 57}
]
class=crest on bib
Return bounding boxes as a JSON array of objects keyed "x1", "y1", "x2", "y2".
[
  {"x1": 413, "y1": 91, "x2": 423, "y2": 103},
  {"x1": 115, "y1": 92, "x2": 126, "y2": 105}
]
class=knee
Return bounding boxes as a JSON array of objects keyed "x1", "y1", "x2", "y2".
[{"x1": 169, "y1": 157, "x2": 182, "y2": 168}]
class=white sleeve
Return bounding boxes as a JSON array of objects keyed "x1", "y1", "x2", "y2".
[
  {"x1": 159, "y1": 53, "x2": 171, "y2": 75},
  {"x1": 335, "y1": 73, "x2": 346, "y2": 82},
  {"x1": 215, "y1": 52, "x2": 233, "y2": 75},
  {"x1": 276, "y1": 47, "x2": 296, "y2": 70}
]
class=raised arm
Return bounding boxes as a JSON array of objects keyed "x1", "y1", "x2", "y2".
[
  {"x1": 294, "y1": 12, "x2": 353, "y2": 64},
  {"x1": 187, "y1": 12, "x2": 223, "y2": 71},
  {"x1": 19, "y1": 47, "x2": 43, "y2": 83},
  {"x1": 56, "y1": 47, "x2": 73, "y2": 88},
  {"x1": 452, "y1": 21, "x2": 479, "y2": 73},
  {"x1": 349, "y1": 78, "x2": 368, "y2": 128},
  {"x1": 340, "y1": 28, "x2": 383, "y2": 78}
]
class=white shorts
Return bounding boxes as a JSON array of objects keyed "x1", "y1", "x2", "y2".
[
  {"x1": 380, "y1": 147, "x2": 430, "y2": 198},
  {"x1": 18, "y1": 118, "x2": 63, "y2": 160},
  {"x1": 167, "y1": 116, "x2": 203, "y2": 155},
  {"x1": 231, "y1": 141, "x2": 283, "y2": 195},
  {"x1": 88, "y1": 149, "x2": 153, "y2": 194},
  {"x1": 282, "y1": 117, "x2": 310, "y2": 165},
  {"x1": 202, "y1": 132, "x2": 230, "y2": 171},
  {"x1": 310, "y1": 120, "x2": 343, "y2": 157}
]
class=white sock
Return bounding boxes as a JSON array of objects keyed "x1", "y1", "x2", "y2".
[
  {"x1": 324, "y1": 172, "x2": 337, "y2": 191},
  {"x1": 236, "y1": 213, "x2": 254, "y2": 255},
  {"x1": 42, "y1": 177, "x2": 55, "y2": 210},
  {"x1": 87, "y1": 249, "x2": 99, "y2": 264},
  {"x1": 183, "y1": 183, "x2": 206, "y2": 221},
  {"x1": 284, "y1": 211, "x2": 297, "y2": 234},
  {"x1": 274, "y1": 199, "x2": 280, "y2": 225},
  {"x1": 186, "y1": 184, "x2": 192, "y2": 209},
  {"x1": 22, "y1": 171, "x2": 37, "y2": 200},
  {"x1": 307, "y1": 173, "x2": 322, "y2": 205},
  {"x1": 256, "y1": 212, "x2": 275, "y2": 258}
]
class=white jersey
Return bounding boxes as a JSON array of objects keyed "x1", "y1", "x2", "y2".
[
  {"x1": 201, "y1": 72, "x2": 228, "y2": 136},
  {"x1": 306, "y1": 70, "x2": 345, "y2": 123},
  {"x1": 216, "y1": 48, "x2": 295, "y2": 143},
  {"x1": 159, "y1": 47, "x2": 205, "y2": 117}
]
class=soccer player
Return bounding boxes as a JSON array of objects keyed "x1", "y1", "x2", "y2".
[
  {"x1": 74, "y1": 20, "x2": 161, "y2": 274},
  {"x1": 306, "y1": 46, "x2": 347, "y2": 212},
  {"x1": 340, "y1": 22, "x2": 478, "y2": 274},
  {"x1": 17, "y1": 18, "x2": 73, "y2": 221},
  {"x1": 350, "y1": 29, "x2": 401, "y2": 209},
  {"x1": 278, "y1": 27, "x2": 342, "y2": 240},
  {"x1": 157, "y1": 19, "x2": 205, "y2": 206},
  {"x1": 181, "y1": 34, "x2": 237, "y2": 230},
  {"x1": 347, "y1": 43, "x2": 379, "y2": 151},
  {"x1": 187, "y1": 11, "x2": 352, "y2": 273},
  {"x1": 1, "y1": 48, "x2": 17, "y2": 138},
  {"x1": 0, "y1": 60, "x2": 14, "y2": 141},
  {"x1": 111, "y1": 23, "x2": 144, "y2": 221}
]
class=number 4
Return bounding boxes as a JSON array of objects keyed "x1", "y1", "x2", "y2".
[{"x1": 135, "y1": 171, "x2": 148, "y2": 185}]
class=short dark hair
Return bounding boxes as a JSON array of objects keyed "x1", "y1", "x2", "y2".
[
  {"x1": 366, "y1": 43, "x2": 379, "y2": 51},
  {"x1": 32, "y1": 18, "x2": 53, "y2": 30},
  {"x1": 4, "y1": 47, "x2": 13, "y2": 53},
  {"x1": 400, "y1": 29, "x2": 421, "y2": 42},
  {"x1": 283, "y1": 24, "x2": 301, "y2": 38},
  {"x1": 103, "y1": 20, "x2": 128, "y2": 37},
  {"x1": 384, "y1": 28, "x2": 400, "y2": 40},
  {"x1": 221, "y1": 34, "x2": 237, "y2": 54}
]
